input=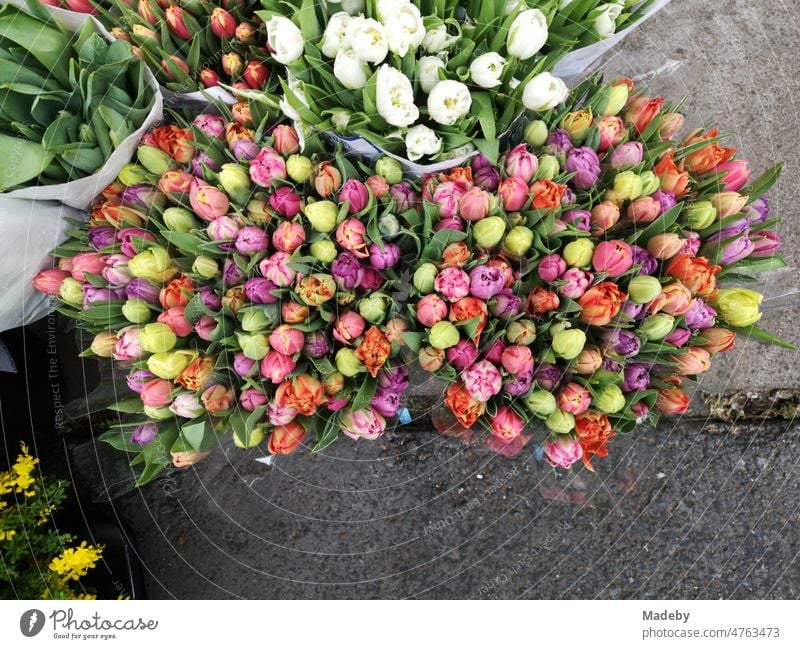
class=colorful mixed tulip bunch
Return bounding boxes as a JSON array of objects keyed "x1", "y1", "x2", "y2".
[
  {"x1": 96, "y1": 0, "x2": 274, "y2": 94},
  {"x1": 257, "y1": 0, "x2": 657, "y2": 162},
  {"x1": 32, "y1": 108, "x2": 420, "y2": 485},
  {"x1": 406, "y1": 75, "x2": 790, "y2": 470}
]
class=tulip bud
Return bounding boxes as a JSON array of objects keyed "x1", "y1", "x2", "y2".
[
  {"x1": 699, "y1": 327, "x2": 736, "y2": 354},
  {"x1": 192, "y1": 256, "x2": 219, "y2": 279},
  {"x1": 336, "y1": 348, "x2": 365, "y2": 377},
  {"x1": 59, "y1": 277, "x2": 84, "y2": 304},
  {"x1": 563, "y1": 239, "x2": 595, "y2": 268},
  {"x1": 628, "y1": 275, "x2": 663, "y2": 304},
  {"x1": 375, "y1": 157, "x2": 403, "y2": 184},
  {"x1": 413, "y1": 263, "x2": 439, "y2": 293},
  {"x1": 91, "y1": 332, "x2": 117, "y2": 357},
  {"x1": 506, "y1": 319, "x2": 537, "y2": 345},
  {"x1": 526, "y1": 390, "x2": 557, "y2": 416},
  {"x1": 244, "y1": 60, "x2": 269, "y2": 89},
  {"x1": 639, "y1": 313, "x2": 675, "y2": 340},
  {"x1": 684, "y1": 201, "x2": 717, "y2": 230},
  {"x1": 163, "y1": 207, "x2": 198, "y2": 233},
  {"x1": 714, "y1": 288, "x2": 763, "y2": 327},
  {"x1": 310, "y1": 239, "x2": 337, "y2": 264},
  {"x1": 428, "y1": 321, "x2": 459, "y2": 349},
  {"x1": 647, "y1": 233, "x2": 684, "y2": 260},
  {"x1": 235, "y1": 22, "x2": 256, "y2": 43},
  {"x1": 545, "y1": 409, "x2": 575, "y2": 434},
  {"x1": 502, "y1": 225, "x2": 534, "y2": 257},
  {"x1": 574, "y1": 347, "x2": 602, "y2": 374},
  {"x1": 137, "y1": 145, "x2": 175, "y2": 175},
  {"x1": 118, "y1": 163, "x2": 149, "y2": 186},
  {"x1": 535, "y1": 154, "x2": 560, "y2": 180},
  {"x1": 597, "y1": 81, "x2": 629, "y2": 116},
  {"x1": 640, "y1": 171, "x2": 660, "y2": 196},
  {"x1": 552, "y1": 328, "x2": 586, "y2": 359},
  {"x1": 473, "y1": 216, "x2": 506, "y2": 248},
  {"x1": 210, "y1": 7, "x2": 237, "y2": 38},
  {"x1": 419, "y1": 346, "x2": 445, "y2": 372},
  {"x1": 122, "y1": 298, "x2": 152, "y2": 324},
  {"x1": 286, "y1": 154, "x2": 313, "y2": 183},
  {"x1": 219, "y1": 163, "x2": 251, "y2": 204},
  {"x1": 658, "y1": 112, "x2": 684, "y2": 140},
  {"x1": 140, "y1": 323, "x2": 177, "y2": 354},
  {"x1": 199, "y1": 68, "x2": 221, "y2": 88},
  {"x1": 710, "y1": 191, "x2": 748, "y2": 219},
  {"x1": 560, "y1": 109, "x2": 593, "y2": 143},
  {"x1": 594, "y1": 384, "x2": 626, "y2": 414},
  {"x1": 303, "y1": 200, "x2": 338, "y2": 233},
  {"x1": 222, "y1": 52, "x2": 244, "y2": 78},
  {"x1": 357, "y1": 292, "x2": 390, "y2": 324},
  {"x1": 524, "y1": 120, "x2": 548, "y2": 147},
  {"x1": 613, "y1": 170, "x2": 644, "y2": 201}
]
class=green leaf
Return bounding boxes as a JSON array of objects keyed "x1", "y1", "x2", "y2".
[
  {"x1": 351, "y1": 375, "x2": 378, "y2": 412},
  {"x1": 99, "y1": 428, "x2": 141, "y2": 453},
  {"x1": 743, "y1": 163, "x2": 783, "y2": 204},
  {"x1": 107, "y1": 397, "x2": 144, "y2": 414},
  {"x1": 730, "y1": 324, "x2": 795, "y2": 349},
  {"x1": 0, "y1": 134, "x2": 53, "y2": 190}
]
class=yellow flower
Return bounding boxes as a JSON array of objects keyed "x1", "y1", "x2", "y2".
[
  {"x1": 49, "y1": 542, "x2": 104, "y2": 581},
  {"x1": 72, "y1": 593, "x2": 98, "y2": 600},
  {"x1": 13, "y1": 445, "x2": 38, "y2": 476},
  {"x1": 0, "y1": 529, "x2": 17, "y2": 541}
]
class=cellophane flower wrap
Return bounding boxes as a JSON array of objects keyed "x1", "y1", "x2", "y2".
[
  {"x1": 257, "y1": 0, "x2": 657, "y2": 163},
  {"x1": 33, "y1": 101, "x2": 422, "y2": 485},
  {"x1": 405, "y1": 74, "x2": 790, "y2": 470}
]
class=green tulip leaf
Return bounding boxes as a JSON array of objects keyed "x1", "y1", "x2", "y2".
[{"x1": 0, "y1": 134, "x2": 53, "y2": 190}]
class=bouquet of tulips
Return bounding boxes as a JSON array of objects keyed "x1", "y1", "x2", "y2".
[
  {"x1": 33, "y1": 103, "x2": 423, "y2": 484},
  {"x1": 102, "y1": 0, "x2": 273, "y2": 95},
  {"x1": 257, "y1": 0, "x2": 657, "y2": 164},
  {"x1": 405, "y1": 74, "x2": 790, "y2": 469},
  {"x1": 0, "y1": 0, "x2": 157, "y2": 190}
]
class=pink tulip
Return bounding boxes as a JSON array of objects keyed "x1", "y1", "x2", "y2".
[
  {"x1": 537, "y1": 253, "x2": 567, "y2": 282},
  {"x1": 498, "y1": 177, "x2": 529, "y2": 211},
  {"x1": 627, "y1": 196, "x2": 660, "y2": 224},
  {"x1": 199, "y1": 68, "x2": 221, "y2": 88},
  {"x1": 190, "y1": 179, "x2": 229, "y2": 221},
  {"x1": 339, "y1": 179, "x2": 370, "y2": 214},
  {"x1": 271, "y1": 125, "x2": 300, "y2": 156},
  {"x1": 157, "y1": 306, "x2": 193, "y2": 337},
  {"x1": 489, "y1": 405, "x2": 524, "y2": 442},
  {"x1": 269, "y1": 325, "x2": 304, "y2": 356},
  {"x1": 597, "y1": 115, "x2": 624, "y2": 151},
  {"x1": 445, "y1": 339, "x2": 478, "y2": 371},
  {"x1": 462, "y1": 360, "x2": 502, "y2": 403},
  {"x1": 415, "y1": 294, "x2": 448, "y2": 328},
  {"x1": 590, "y1": 200, "x2": 620, "y2": 235},
  {"x1": 434, "y1": 266, "x2": 470, "y2": 302},
  {"x1": 269, "y1": 186, "x2": 303, "y2": 218},
  {"x1": 459, "y1": 186, "x2": 491, "y2": 221},
  {"x1": 335, "y1": 219, "x2": 368, "y2": 258},
  {"x1": 504, "y1": 144, "x2": 538, "y2": 183},
  {"x1": 592, "y1": 240, "x2": 633, "y2": 277},
  {"x1": 557, "y1": 382, "x2": 592, "y2": 415},
  {"x1": 195, "y1": 315, "x2": 216, "y2": 341},
  {"x1": 267, "y1": 399, "x2": 297, "y2": 424},
  {"x1": 259, "y1": 351, "x2": 297, "y2": 384},
  {"x1": 259, "y1": 252, "x2": 296, "y2": 287},
  {"x1": 332, "y1": 311, "x2": 366, "y2": 345},
  {"x1": 33, "y1": 269, "x2": 70, "y2": 295},
  {"x1": 272, "y1": 221, "x2": 306, "y2": 253},
  {"x1": 543, "y1": 436, "x2": 582, "y2": 469},
  {"x1": 140, "y1": 378, "x2": 173, "y2": 408},
  {"x1": 70, "y1": 252, "x2": 106, "y2": 282},
  {"x1": 500, "y1": 345, "x2": 534, "y2": 376},
  {"x1": 249, "y1": 147, "x2": 287, "y2": 186},
  {"x1": 432, "y1": 181, "x2": 466, "y2": 219},
  {"x1": 715, "y1": 160, "x2": 750, "y2": 192},
  {"x1": 558, "y1": 268, "x2": 593, "y2": 300},
  {"x1": 113, "y1": 328, "x2": 142, "y2": 361},
  {"x1": 341, "y1": 406, "x2": 386, "y2": 441},
  {"x1": 207, "y1": 215, "x2": 240, "y2": 241},
  {"x1": 210, "y1": 7, "x2": 237, "y2": 38}
]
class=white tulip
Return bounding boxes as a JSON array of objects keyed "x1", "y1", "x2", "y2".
[
  {"x1": 418, "y1": 56, "x2": 445, "y2": 93},
  {"x1": 334, "y1": 49, "x2": 368, "y2": 89},
  {"x1": 405, "y1": 124, "x2": 442, "y2": 162},
  {"x1": 427, "y1": 80, "x2": 472, "y2": 126},
  {"x1": 422, "y1": 24, "x2": 456, "y2": 53},
  {"x1": 280, "y1": 73, "x2": 309, "y2": 121},
  {"x1": 594, "y1": 3, "x2": 624, "y2": 39},
  {"x1": 522, "y1": 72, "x2": 569, "y2": 111},
  {"x1": 503, "y1": 0, "x2": 524, "y2": 15},
  {"x1": 376, "y1": 65, "x2": 419, "y2": 128},
  {"x1": 341, "y1": 0, "x2": 365, "y2": 14},
  {"x1": 320, "y1": 12, "x2": 351, "y2": 58},
  {"x1": 266, "y1": 16, "x2": 304, "y2": 65},
  {"x1": 386, "y1": 3, "x2": 426, "y2": 56},
  {"x1": 506, "y1": 8, "x2": 548, "y2": 60},
  {"x1": 469, "y1": 52, "x2": 506, "y2": 88},
  {"x1": 376, "y1": 0, "x2": 409, "y2": 23},
  {"x1": 347, "y1": 17, "x2": 389, "y2": 64}
]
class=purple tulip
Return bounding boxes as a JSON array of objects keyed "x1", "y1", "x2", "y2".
[
  {"x1": 745, "y1": 196, "x2": 769, "y2": 224},
  {"x1": 546, "y1": 128, "x2": 573, "y2": 160},
  {"x1": 359, "y1": 267, "x2": 385, "y2": 291},
  {"x1": 562, "y1": 209, "x2": 591, "y2": 231},
  {"x1": 504, "y1": 368, "x2": 534, "y2": 396},
  {"x1": 126, "y1": 277, "x2": 160, "y2": 304},
  {"x1": 88, "y1": 226, "x2": 116, "y2": 250},
  {"x1": 652, "y1": 190, "x2": 677, "y2": 215},
  {"x1": 602, "y1": 358, "x2": 622, "y2": 373},
  {"x1": 199, "y1": 286, "x2": 222, "y2": 311},
  {"x1": 223, "y1": 259, "x2": 246, "y2": 285},
  {"x1": 601, "y1": 328, "x2": 641, "y2": 357},
  {"x1": 244, "y1": 277, "x2": 277, "y2": 304},
  {"x1": 622, "y1": 363, "x2": 650, "y2": 392},
  {"x1": 566, "y1": 146, "x2": 601, "y2": 190},
  {"x1": 84, "y1": 286, "x2": 118, "y2": 306},
  {"x1": 489, "y1": 289, "x2": 522, "y2": 319},
  {"x1": 232, "y1": 352, "x2": 257, "y2": 377},
  {"x1": 609, "y1": 141, "x2": 643, "y2": 168},
  {"x1": 561, "y1": 187, "x2": 576, "y2": 206},
  {"x1": 533, "y1": 363, "x2": 563, "y2": 392},
  {"x1": 719, "y1": 235, "x2": 754, "y2": 265},
  {"x1": 126, "y1": 369, "x2": 154, "y2": 394},
  {"x1": 121, "y1": 183, "x2": 160, "y2": 209},
  {"x1": 684, "y1": 299, "x2": 717, "y2": 330},
  {"x1": 631, "y1": 245, "x2": 658, "y2": 275},
  {"x1": 706, "y1": 220, "x2": 750, "y2": 246},
  {"x1": 621, "y1": 300, "x2": 647, "y2": 321},
  {"x1": 474, "y1": 165, "x2": 500, "y2": 191},
  {"x1": 235, "y1": 226, "x2": 270, "y2": 256},
  {"x1": 303, "y1": 331, "x2": 330, "y2": 358},
  {"x1": 468, "y1": 265, "x2": 505, "y2": 300},
  {"x1": 370, "y1": 388, "x2": 402, "y2": 417},
  {"x1": 664, "y1": 327, "x2": 692, "y2": 347},
  {"x1": 131, "y1": 423, "x2": 158, "y2": 446},
  {"x1": 445, "y1": 339, "x2": 478, "y2": 371},
  {"x1": 368, "y1": 242, "x2": 400, "y2": 270},
  {"x1": 751, "y1": 231, "x2": 781, "y2": 256},
  {"x1": 377, "y1": 364, "x2": 410, "y2": 394},
  {"x1": 331, "y1": 252, "x2": 364, "y2": 289},
  {"x1": 679, "y1": 231, "x2": 701, "y2": 257},
  {"x1": 191, "y1": 152, "x2": 220, "y2": 179},
  {"x1": 390, "y1": 182, "x2": 417, "y2": 213}
]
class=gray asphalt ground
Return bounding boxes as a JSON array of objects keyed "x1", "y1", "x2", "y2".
[{"x1": 104, "y1": 0, "x2": 800, "y2": 599}]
